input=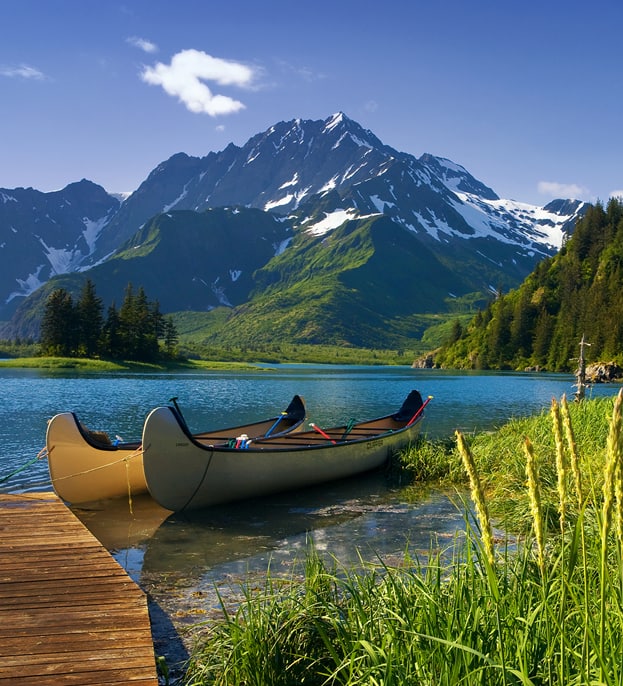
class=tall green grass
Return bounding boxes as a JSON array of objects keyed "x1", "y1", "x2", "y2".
[{"x1": 183, "y1": 391, "x2": 623, "y2": 685}]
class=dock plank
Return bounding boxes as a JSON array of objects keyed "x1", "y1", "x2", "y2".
[{"x1": 0, "y1": 492, "x2": 159, "y2": 685}]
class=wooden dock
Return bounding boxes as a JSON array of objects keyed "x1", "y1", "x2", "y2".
[{"x1": 0, "y1": 492, "x2": 159, "y2": 685}]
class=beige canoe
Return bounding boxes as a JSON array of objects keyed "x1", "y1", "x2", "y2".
[
  {"x1": 46, "y1": 395, "x2": 307, "y2": 505},
  {"x1": 142, "y1": 390, "x2": 429, "y2": 512}
]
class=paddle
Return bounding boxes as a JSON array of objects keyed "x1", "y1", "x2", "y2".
[
  {"x1": 309, "y1": 423, "x2": 337, "y2": 444},
  {"x1": 265, "y1": 412, "x2": 286, "y2": 437}
]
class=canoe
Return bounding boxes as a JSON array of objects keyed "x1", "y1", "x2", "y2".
[
  {"x1": 142, "y1": 390, "x2": 429, "y2": 511},
  {"x1": 46, "y1": 413, "x2": 145, "y2": 505},
  {"x1": 46, "y1": 394, "x2": 307, "y2": 505}
]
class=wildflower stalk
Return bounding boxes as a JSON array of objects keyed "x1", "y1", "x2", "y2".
[
  {"x1": 599, "y1": 388, "x2": 623, "y2": 679},
  {"x1": 456, "y1": 429, "x2": 495, "y2": 567},
  {"x1": 551, "y1": 397, "x2": 567, "y2": 534},
  {"x1": 561, "y1": 393, "x2": 583, "y2": 508},
  {"x1": 561, "y1": 393, "x2": 590, "y2": 677},
  {"x1": 524, "y1": 437, "x2": 545, "y2": 576}
]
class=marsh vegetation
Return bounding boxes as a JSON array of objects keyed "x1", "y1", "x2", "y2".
[{"x1": 182, "y1": 393, "x2": 623, "y2": 685}]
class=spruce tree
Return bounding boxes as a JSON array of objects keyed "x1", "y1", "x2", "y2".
[
  {"x1": 40, "y1": 289, "x2": 76, "y2": 356},
  {"x1": 163, "y1": 316, "x2": 179, "y2": 358},
  {"x1": 101, "y1": 303, "x2": 122, "y2": 359},
  {"x1": 76, "y1": 279, "x2": 103, "y2": 358}
]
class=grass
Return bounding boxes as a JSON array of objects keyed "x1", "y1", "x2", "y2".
[
  {"x1": 0, "y1": 356, "x2": 267, "y2": 372},
  {"x1": 182, "y1": 392, "x2": 623, "y2": 685}
]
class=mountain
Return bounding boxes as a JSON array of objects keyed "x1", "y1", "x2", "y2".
[
  {"x1": 0, "y1": 113, "x2": 589, "y2": 346},
  {"x1": 0, "y1": 180, "x2": 119, "y2": 318},
  {"x1": 433, "y1": 198, "x2": 623, "y2": 371}
]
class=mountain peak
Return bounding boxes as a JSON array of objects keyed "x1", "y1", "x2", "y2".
[{"x1": 0, "y1": 112, "x2": 590, "y2": 330}]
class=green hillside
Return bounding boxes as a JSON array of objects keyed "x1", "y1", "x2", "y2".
[
  {"x1": 434, "y1": 198, "x2": 623, "y2": 371},
  {"x1": 190, "y1": 215, "x2": 483, "y2": 348}
]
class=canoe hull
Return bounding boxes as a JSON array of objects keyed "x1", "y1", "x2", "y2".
[
  {"x1": 46, "y1": 395, "x2": 306, "y2": 505},
  {"x1": 46, "y1": 413, "x2": 146, "y2": 504},
  {"x1": 142, "y1": 391, "x2": 425, "y2": 511}
]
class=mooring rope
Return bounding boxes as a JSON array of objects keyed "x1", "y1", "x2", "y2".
[
  {"x1": 45, "y1": 447, "x2": 144, "y2": 482},
  {"x1": 125, "y1": 456, "x2": 134, "y2": 515},
  {"x1": 0, "y1": 447, "x2": 48, "y2": 485}
]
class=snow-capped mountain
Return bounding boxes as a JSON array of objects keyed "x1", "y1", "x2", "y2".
[
  {"x1": 0, "y1": 180, "x2": 119, "y2": 318},
  {"x1": 96, "y1": 113, "x2": 584, "y2": 263},
  {"x1": 0, "y1": 113, "x2": 588, "y2": 342}
]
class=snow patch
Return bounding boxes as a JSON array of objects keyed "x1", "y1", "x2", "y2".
[
  {"x1": 39, "y1": 238, "x2": 84, "y2": 275},
  {"x1": 274, "y1": 237, "x2": 292, "y2": 256},
  {"x1": 279, "y1": 172, "x2": 299, "y2": 189},
  {"x1": 6, "y1": 265, "x2": 46, "y2": 302},
  {"x1": 264, "y1": 186, "x2": 311, "y2": 211},
  {"x1": 323, "y1": 112, "x2": 344, "y2": 133},
  {"x1": 306, "y1": 209, "x2": 358, "y2": 236},
  {"x1": 319, "y1": 176, "x2": 339, "y2": 193},
  {"x1": 211, "y1": 277, "x2": 232, "y2": 307},
  {"x1": 82, "y1": 214, "x2": 109, "y2": 255},
  {"x1": 163, "y1": 182, "x2": 190, "y2": 212},
  {"x1": 265, "y1": 194, "x2": 294, "y2": 211},
  {"x1": 370, "y1": 195, "x2": 396, "y2": 213},
  {"x1": 245, "y1": 148, "x2": 260, "y2": 165}
]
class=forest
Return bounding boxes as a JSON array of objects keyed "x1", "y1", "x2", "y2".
[
  {"x1": 435, "y1": 197, "x2": 623, "y2": 371},
  {"x1": 39, "y1": 280, "x2": 179, "y2": 362}
]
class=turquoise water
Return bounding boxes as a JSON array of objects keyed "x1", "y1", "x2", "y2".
[{"x1": 0, "y1": 364, "x2": 615, "y2": 493}]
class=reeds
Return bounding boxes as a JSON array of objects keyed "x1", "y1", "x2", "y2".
[
  {"x1": 524, "y1": 436, "x2": 546, "y2": 575},
  {"x1": 184, "y1": 391, "x2": 623, "y2": 686},
  {"x1": 456, "y1": 429, "x2": 495, "y2": 567}
]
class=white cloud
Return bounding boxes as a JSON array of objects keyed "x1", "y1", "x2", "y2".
[
  {"x1": 0, "y1": 64, "x2": 45, "y2": 80},
  {"x1": 141, "y1": 49, "x2": 256, "y2": 116},
  {"x1": 610, "y1": 189, "x2": 623, "y2": 199},
  {"x1": 537, "y1": 181, "x2": 589, "y2": 200},
  {"x1": 127, "y1": 36, "x2": 158, "y2": 53}
]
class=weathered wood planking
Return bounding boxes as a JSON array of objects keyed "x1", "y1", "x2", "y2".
[{"x1": 0, "y1": 492, "x2": 159, "y2": 685}]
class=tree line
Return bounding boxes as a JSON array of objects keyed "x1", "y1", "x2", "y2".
[
  {"x1": 435, "y1": 197, "x2": 623, "y2": 371},
  {"x1": 40, "y1": 280, "x2": 179, "y2": 362}
]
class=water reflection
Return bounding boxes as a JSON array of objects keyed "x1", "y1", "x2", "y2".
[
  {"x1": 71, "y1": 494, "x2": 170, "y2": 550},
  {"x1": 90, "y1": 470, "x2": 468, "y2": 671}
]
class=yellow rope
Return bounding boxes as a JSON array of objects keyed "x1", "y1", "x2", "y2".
[
  {"x1": 46, "y1": 446, "x2": 144, "y2": 482},
  {"x1": 125, "y1": 456, "x2": 134, "y2": 515}
]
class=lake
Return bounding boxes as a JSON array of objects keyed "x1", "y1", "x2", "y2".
[{"x1": 1, "y1": 364, "x2": 618, "y2": 671}]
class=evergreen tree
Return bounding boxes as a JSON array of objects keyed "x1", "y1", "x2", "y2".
[
  {"x1": 163, "y1": 316, "x2": 179, "y2": 358},
  {"x1": 101, "y1": 303, "x2": 123, "y2": 359},
  {"x1": 40, "y1": 289, "x2": 76, "y2": 356},
  {"x1": 76, "y1": 279, "x2": 103, "y2": 357},
  {"x1": 117, "y1": 283, "x2": 165, "y2": 361},
  {"x1": 118, "y1": 283, "x2": 139, "y2": 360},
  {"x1": 436, "y1": 198, "x2": 623, "y2": 371},
  {"x1": 39, "y1": 279, "x2": 177, "y2": 362},
  {"x1": 448, "y1": 319, "x2": 463, "y2": 345}
]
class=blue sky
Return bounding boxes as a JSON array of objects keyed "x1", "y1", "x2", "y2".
[{"x1": 1, "y1": 0, "x2": 621, "y2": 205}]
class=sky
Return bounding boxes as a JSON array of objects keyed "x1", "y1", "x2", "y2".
[{"x1": 1, "y1": 0, "x2": 622, "y2": 206}]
